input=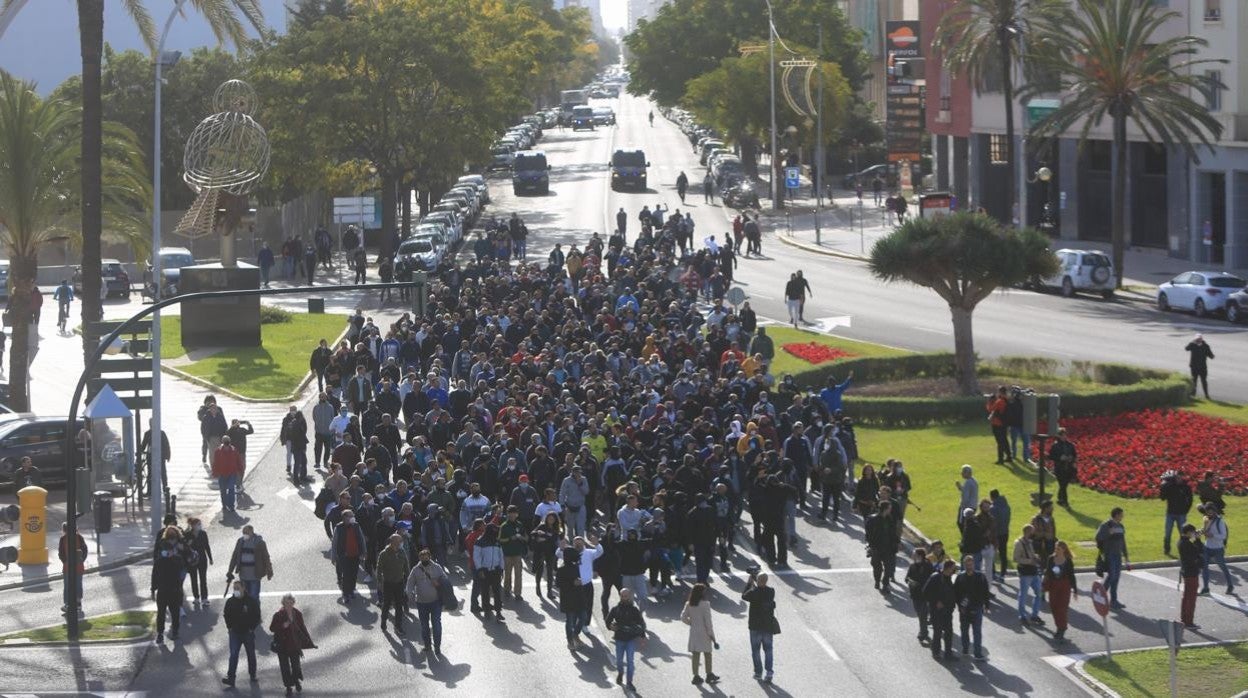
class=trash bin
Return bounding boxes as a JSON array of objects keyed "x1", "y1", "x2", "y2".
[
  {"x1": 93, "y1": 491, "x2": 113, "y2": 533},
  {"x1": 308, "y1": 298, "x2": 325, "y2": 314}
]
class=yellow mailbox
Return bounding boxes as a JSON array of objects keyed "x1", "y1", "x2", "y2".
[{"x1": 17, "y1": 486, "x2": 48, "y2": 565}]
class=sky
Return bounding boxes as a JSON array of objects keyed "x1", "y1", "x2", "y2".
[{"x1": 601, "y1": 0, "x2": 626, "y2": 32}]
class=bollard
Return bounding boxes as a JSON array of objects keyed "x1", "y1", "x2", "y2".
[{"x1": 16, "y1": 486, "x2": 48, "y2": 565}]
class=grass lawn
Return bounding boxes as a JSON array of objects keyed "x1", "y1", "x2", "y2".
[
  {"x1": 765, "y1": 326, "x2": 910, "y2": 379},
  {"x1": 1084, "y1": 642, "x2": 1248, "y2": 698},
  {"x1": 0, "y1": 610, "x2": 154, "y2": 643},
  {"x1": 1184, "y1": 399, "x2": 1248, "y2": 425},
  {"x1": 854, "y1": 420, "x2": 1248, "y2": 560},
  {"x1": 162, "y1": 313, "x2": 346, "y2": 399}
]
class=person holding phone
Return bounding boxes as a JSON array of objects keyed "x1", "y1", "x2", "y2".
[{"x1": 742, "y1": 569, "x2": 778, "y2": 683}]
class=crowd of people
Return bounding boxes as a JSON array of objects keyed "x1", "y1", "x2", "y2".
[{"x1": 129, "y1": 196, "x2": 1239, "y2": 693}]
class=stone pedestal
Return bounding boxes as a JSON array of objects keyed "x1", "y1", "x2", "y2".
[{"x1": 179, "y1": 262, "x2": 260, "y2": 349}]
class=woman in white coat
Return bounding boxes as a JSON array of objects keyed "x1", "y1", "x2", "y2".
[{"x1": 681, "y1": 583, "x2": 720, "y2": 685}]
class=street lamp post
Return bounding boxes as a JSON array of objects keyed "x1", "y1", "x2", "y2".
[{"x1": 766, "y1": 0, "x2": 779, "y2": 211}]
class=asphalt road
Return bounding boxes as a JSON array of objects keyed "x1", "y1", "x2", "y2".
[{"x1": 1, "y1": 93, "x2": 1244, "y2": 697}]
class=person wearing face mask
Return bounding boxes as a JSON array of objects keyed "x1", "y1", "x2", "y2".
[
  {"x1": 376, "y1": 533, "x2": 410, "y2": 635},
  {"x1": 227, "y1": 525, "x2": 274, "y2": 604},
  {"x1": 184, "y1": 517, "x2": 213, "y2": 608},
  {"x1": 329, "y1": 405, "x2": 352, "y2": 444},
  {"x1": 332, "y1": 510, "x2": 367, "y2": 603},
  {"x1": 221, "y1": 579, "x2": 261, "y2": 687},
  {"x1": 281, "y1": 406, "x2": 309, "y2": 482},
  {"x1": 151, "y1": 527, "x2": 187, "y2": 643},
  {"x1": 406, "y1": 547, "x2": 450, "y2": 653},
  {"x1": 311, "y1": 393, "x2": 336, "y2": 470},
  {"x1": 270, "y1": 593, "x2": 316, "y2": 695}
]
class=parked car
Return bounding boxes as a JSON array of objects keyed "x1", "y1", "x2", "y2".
[
  {"x1": 101, "y1": 259, "x2": 131, "y2": 298},
  {"x1": 1036, "y1": 248, "x2": 1116, "y2": 299},
  {"x1": 592, "y1": 106, "x2": 616, "y2": 126},
  {"x1": 489, "y1": 142, "x2": 517, "y2": 170},
  {"x1": 144, "y1": 247, "x2": 195, "y2": 298},
  {"x1": 422, "y1": 211, "x2": 462, "y2": 244},
  {"x1": 842, "y1": 163, "x2": 896, "y2": 190},
  {"x1": 1225, "y1": 286, "x2": 1248, "y2": 323},
  {"x1": 1156, "y1": 271, "x2": 1247, "y2": 317},
  {"x1": 0, "y1": 415, "x2": 88, "y2": 488},
  {"x1": 699, "y1": 139, "x2": 725, "y2": 166},
  {"x1": 395, "y1": 236, "x2": 442, "y2": 273},
  {"x1": 456, "y1": 174, "x2": 490, "y2": 205},
  {"x1": 722, "y1": 179, "x2": 761, "y2": 209}
]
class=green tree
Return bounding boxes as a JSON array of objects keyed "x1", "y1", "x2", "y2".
[
  {"x1": 933, "y1": 0, "x2": 1064, "y2": 224},
  {"x1": 1027, "y1": 0, "x2": 1223, "y2": 288},
  {"x1": 869, "y1": 213, "x2": 1058, "y2": 395},
  {"x1": 0, "y1": 73, "x2": 150, "y2": 410},
  {"x1": 75, "y1": 0, "x2": 260, "y2": 360}
]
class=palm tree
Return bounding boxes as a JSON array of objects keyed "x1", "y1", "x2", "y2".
[
  {"x1": 932, "y1": 0, "x2": 1063, "y2": 224},
  {"x1": 76, "y1": 0, "x2": 262, "y2": 359},
  {"x1": 869, "y1": 212, "x2": 1058, "y2": 395},
  {"x1": 0, "y1": 72, "x2": 151, "y2": 411},
  {"x1": 1027, "y1": 0, "x2": 1223, "y2": 289}
]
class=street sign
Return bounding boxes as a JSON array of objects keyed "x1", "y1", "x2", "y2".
[
  {"x1": 332, "y1": 196, "x2": 380, "y2": 227},
  {"x1": 784, "y1": 167, "x2": 801, "y2": 190},
  {"x1": 725, "y1": 287, "x2": 746, "y2": 307},
  {"x1": 1091, "y1": 580, "x2": 1109, "y2": 617}
]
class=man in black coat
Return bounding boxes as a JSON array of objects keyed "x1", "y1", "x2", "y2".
[
  {"x1": 1049, "y1": 428, "x2": 1078, "y2": 506},
  {"x1": 953, "y1": 555, "x2": 991, "y2": 661},
  {"x1": 923, "y1": 559, "x2": 958, "y2": 661},
  {"x1": 686, "y1": 495, "x2": 717, "y2": 584},
  {"x1": 1160, "y1": 470, "x2": 1194, "y2": 556},
  {"x1": 222, "y1": 578, "x2": 262, "y2": 686},
  {"x1": 152, "y1": 531, "x2": 187, "y2": 642},
  {"x1": 1186, "y1": 334, "x2": 1214, "y2": 398},
  {"x1": 866, "y1": 500, "x2": 899, "y2": 595},
  {"x1": 742, "y1": 570, "x2": 778, "y2": 682}
]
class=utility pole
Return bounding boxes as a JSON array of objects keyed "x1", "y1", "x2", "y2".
[
  {"x1": 767, "y1": 0, "x2": 779, "y2": 211},
  {"x1": 815, "y1": 21, "x2": 824, "y2": 244}
]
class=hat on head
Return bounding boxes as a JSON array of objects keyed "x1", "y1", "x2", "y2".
[{"x1": 518, "y1": 474, "x2": 529, "y2": 483}]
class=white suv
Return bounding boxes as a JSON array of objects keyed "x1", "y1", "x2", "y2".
[{"x1": 1037, "y1": 248, "x2": 1117, "y2": 299}]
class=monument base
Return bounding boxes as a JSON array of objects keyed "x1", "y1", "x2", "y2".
[{"x1": 179, "y1": 263, "x2": 261, "y2": 349}]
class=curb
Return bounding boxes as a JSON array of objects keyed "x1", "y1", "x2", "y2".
[{"x1": 776, "y1": 230, "x2": 869, "y2": 262}]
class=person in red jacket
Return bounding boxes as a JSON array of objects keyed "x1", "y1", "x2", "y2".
[
  {"x1": 212, "y1": 436, "x2": 244, "y2": 513},
  {"x1": 985, "y1": 386, "x2": 1010, "y2": 465}
]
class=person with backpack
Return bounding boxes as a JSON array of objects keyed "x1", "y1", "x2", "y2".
[
  {"x1": 1200, "y1": 504, "x2": 1234, "y2": 596},
  {"x1": 227, "y1": 526, "x2": 274, "y2": 605}
]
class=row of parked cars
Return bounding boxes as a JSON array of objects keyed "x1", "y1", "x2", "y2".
[
  {"x1": 661, "y1": 107, "x2": 760, "y2": 209},
  {"x1": 393, "y1": 174, "x2": 490, "y2": 273}
]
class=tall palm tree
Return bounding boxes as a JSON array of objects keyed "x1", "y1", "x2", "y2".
[
  {"x1": 932, "y1": 0, "x2": 1063, "y2": 225},
  {"x1": 76, "y1": 0, "x2": 262, "y2": 359},
  {"x1": 0, "y1": 72, "x2": 150, "y2": 411},
  {"x1": 1028, "y1": 0, "x2": 1223, "y2": 288}
]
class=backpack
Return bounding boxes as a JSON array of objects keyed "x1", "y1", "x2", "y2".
[
  {"x1": 314, "y1": 487, "x2": 334, "y2": 520},
  {"x1": 820, "y1": 445, "x2": 845, "y2": 484}
]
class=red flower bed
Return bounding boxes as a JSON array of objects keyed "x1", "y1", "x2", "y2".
[
  {"x1": 1044, "y1": 410, "x2": 1248, "y2": 498},
  {"x1": 781, "y1": 342, "x2": 856, "y2": 366}
]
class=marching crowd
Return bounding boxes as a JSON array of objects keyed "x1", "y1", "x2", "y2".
[{"x1": 135, "y1": 197, "x2": 1239, "y2": 694}]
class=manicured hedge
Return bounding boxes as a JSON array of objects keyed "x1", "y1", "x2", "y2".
[{"x1": 796, "y1": 354, "x2": 1192, "y2": 426}]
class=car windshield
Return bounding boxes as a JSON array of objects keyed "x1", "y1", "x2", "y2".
[
  {"x1": 103, "y1": 263, "x2": 123, "y2": 273},
  {"x1": 401, "y1": 241, "x2": 434, "y2": 254},
  {"x1": 613, "y1": 152, "x2": 646, "y2": 167},
  {"x1": 514, "y1": 154, "x2": 547, "y2": 170},
  {"x1": 573, "y1": 106, "x2": 594, "y2": 117},
  {"x1": 1209, "y1": 276, "x2": 1246, "y2": 288},
  {"x1": 161, "y1": 254, "x2": 194, "y2": 268}
]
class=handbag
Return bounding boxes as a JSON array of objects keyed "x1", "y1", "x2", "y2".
[
  {"x1": 769, "y1": 617, "x2": 782, "y2": 635},
  {"x1": 438, "y1": 578, "x2": 460, "y2": 611},
  {"x1": 270, "y1": 637, "x2": 281, "y2": 653},
  {"x1": 1094, "y1": 551, "x2": 1107, "y2": 577}
]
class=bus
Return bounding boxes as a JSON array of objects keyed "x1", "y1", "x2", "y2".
[{"x1": 560, "y1": 89, "x2": 588, "y2": 119}]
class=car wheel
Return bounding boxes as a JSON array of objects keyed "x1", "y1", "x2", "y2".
[
  {"x1": 1158, "y1": 293, "x2": 1170, "y2": 312},
  {"x1": 1060, "y1": 277, "x2": 1074, "y2": 298},
  {"x1": 1194, "y1": 298, "x2": 1207, "y2": 317},
  {"x1": 1227, "y1": 302, "x2": 1242, "y2": 324}
]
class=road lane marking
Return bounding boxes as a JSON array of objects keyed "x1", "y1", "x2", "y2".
[
  {"x1": 1128, "y1": 569, "x2": 1248, "y2": 613},
  {"x1": 807, "y1": 629, "x2": 842, "y2": 661},
  {"x1": 912, "y1": 326, "x2": 951, "y2": 335}
]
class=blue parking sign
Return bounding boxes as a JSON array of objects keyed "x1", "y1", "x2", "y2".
[{"x1": 784, "y1": 167, "x2": 801, "y2": 189}]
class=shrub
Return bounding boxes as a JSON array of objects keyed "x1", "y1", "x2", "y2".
[
  {"x1": 793, "y1": 353, "x2": 959, "y2": 388},
  {"x1": 259, "y1": 305, "x2": 293, "y2": 325},
  {"x1": 986, "y1": 355, "x2": 1060, "y2": 379}
]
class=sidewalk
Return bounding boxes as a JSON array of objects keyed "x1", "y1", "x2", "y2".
[
  {"x1": 0, "y1": 253, "x2": 410, "y2": 591},
  {"x1": 768, "y1": 183, "x2": 1246, "y2": 301}
]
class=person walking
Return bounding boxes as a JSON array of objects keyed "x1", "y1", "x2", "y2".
[
  {"x1": 270, "y1": 594, "x2": 315, "y2": 695},
  {"x1": 924, "y1": 560, "x2": 958, "y2": 661},
  {"x1": 783, "y1": 273, "x2": 803, "y2": 328},
  {"x1": 989, "y1": 490, "x2": 1011, "y2": 582},
  {"x1": 1030, "y1": 500, "x2": 1057, "y2": 561},
  {"x1": 607, "y1": 587, "x2": 647, "y2": 691},
  {"x1": 1043, "y1": 540, "x2": 1078, "y2": 644},
  {"x1": 376, "y1": 533, "x2": 410, "y2": 634},
  {"x1": 954, "y1": 554, "x2": 990, "y2": 661},
  {"x1": 212, "y1": 436, "x2": 244, "y2": 513},
  {"x1": 185, "y1": 517, "x2": 213, "y2": 607},
  {"x1": 1186, "y1": 334, "x2": 1214, "y2": 398},
  {"x1": 406, "y1": 547, "x2": 449, "y2": 653},
  {"x1": 905, "y1": 547, "x2": 935, "y2": 645},
  {"x1": 559, "y1": 466, "x2": 590, "y2": 539},
  {"x1": 199, "y1": 398, "x2": 228, "y2": 465},
  {"x1": 1013, "y1": 525, "x2": 1045, "y2": 626},
  {"x1": 152, "y1": 527, "x2": 187, "y2": 643},
  {"x1": 530, "y1": 512, "x2": 560, "y2": 599},
  {"x1": 257, "y1": 242, "x2": 275, "y2": 289},
  {"x1": 53, "y1": 279, "x2": 73, "y2": 333},
  {"x1": 676, "y1": 171, "x2": 689, "y2": 204},
  {"x1": 703, "y1": 172, "x2": 715, "y2": 203},
  {"x1": 867, "y1": 500, "x2": 899, "y2": 595},
  {"x1": 1179, "y1": 524, "x2": 1204, "y2": 628},
  {"x1": 473, "y1": 524, "x2": 505, "y2": 621},
  {"x1": 557, "y1": 544, "x2": 586, "y2": 649},
  {"x1": 332, "y1": 509, "x2": 366, "y2": 602},
  {"x1": 682, "y1": 583, "x2": 719, "y2": 685},
  {"x1": 742, "y1": 569, "x2": 778, "y2": 683},
  {"x1": 871, "y1": 174, "x2": 884, "y2": 206},
  {"x1": 1160, "y1": 470, "x2": 1194, "y2": 557},
  {"x1": 1049, "y1": 428, "x2": 1078, "y2": 507},
  {"x1": 58, "y1": 522, "x2": 87, "y2": 614},
  {"x1": 616, "y1": 207, "x2": 628, "y2": 241},
  {"x1": 794, "y1": 270, "x2": 813, "y2": 323},
  {"x1": 956, "y1": 464, "x2": 979, "y2": 529},
  {"x1": 1094, "y1": 507, "x2": 1130, "y2": 610},
  {"x1": 986, "y1": 386, "x2": 1010, "y2": 464},
  {"x1": 500, "y1": 505, "x2": 529, "y2": 601},
  {"x1": 227, "y1": 525, "x2": 274, "y2": 603},
  {"x1": 1200, "y1": 504, "x2": 1234, "y2": 595},
  {"x1": 221, "y1": 578, "x2": 261, "y2": 688}
]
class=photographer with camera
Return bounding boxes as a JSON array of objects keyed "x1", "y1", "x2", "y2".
[
  {"x1": 1179, "y1": 523, "x2": 1203, "y2": 629},
  {"x1": 742, "y1": 567, "x2": 779, "y2": 683},
  {"x1": 1159, "y1": 470, "x2": 1193, "y2": 557},
  {"x1": 1048, "y1": 428, "x2": 1077, "y2": 507}
]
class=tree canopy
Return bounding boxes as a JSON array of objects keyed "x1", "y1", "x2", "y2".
[{"x1": 869, "y1": 212, "x2": 1058, "y2": 394}]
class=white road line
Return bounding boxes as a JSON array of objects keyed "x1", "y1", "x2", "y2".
[
  {"x1": 1129, "y1": 569, "x2": 1248, "y2": 613},
  {"x1": 1040, "y1": 654, "x2": 1108, "y2": 698},
  {"x1": 912, "y1": 326, "x2": 951, "y2": 335},
  {"x1": 807, "y1": 628, "x2": 842, "y2": 661}
]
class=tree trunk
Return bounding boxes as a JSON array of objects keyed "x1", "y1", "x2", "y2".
[
  {"x1": 949, "y1": 304, "x2": 980, "y2": 396},
  {"x1": 1000, "y1": 34, "x2": 1017, "y2": 227},
  {"x1": 737, "y1": 133, "x2": 759, "y2": 178},
  {"x1": 6, "y1": 253, "x2": 39, "y2": 412},
  {"x1": 400, "y1": 179, "x2": 412, "y2": 238},
  {"x1": 77, "y1": 0, "x2": 104, "y2": 359},
  {"x1": 379, "y1": 170, "x2": 398, "y2": 258},
  {"x1": 1111, "y1": 111, "x2": 1127, "y2": 289}
]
